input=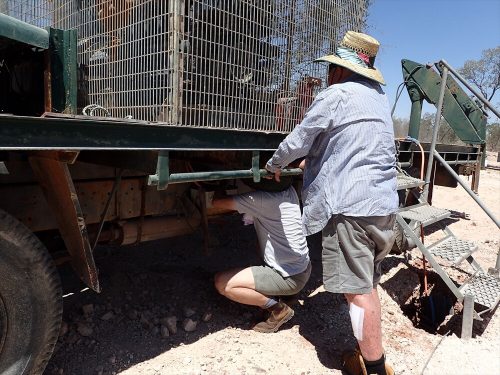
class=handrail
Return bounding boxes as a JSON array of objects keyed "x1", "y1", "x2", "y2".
[
  {"x1": 432, "y1": 150, "x2": 499, "y2": 229},
  {"x1": 425, "y1": 60, "x2": 500, "y2": 273},
  {"x1": 422, "y1": 65, "x2": 449, "y2": 201},
  {"x1": 148, "y1": 168, "x2": 303, "y2": 186}
]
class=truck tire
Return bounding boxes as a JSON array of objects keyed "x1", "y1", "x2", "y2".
[
  {"x1": 0, "y1": 208, "x2": 62, "y2": 375},
  {"x1": 391, "y1": 219, "x2": 416, "y2": 255}
]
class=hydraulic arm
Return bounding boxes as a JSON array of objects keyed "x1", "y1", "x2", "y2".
[{"x1": 402, "y1": 59, "x2": 487, "y2": 145}]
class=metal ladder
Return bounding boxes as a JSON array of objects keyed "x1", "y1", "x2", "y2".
[
  {"x1": 394, "y1": 60, "x2": 500, "y2": 338},
  {"x1": 396, "y1": 172, "x2": 500, "y2": 338}
]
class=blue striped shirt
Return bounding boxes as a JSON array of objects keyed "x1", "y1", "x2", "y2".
[{"x1": 266, "y1": 77, "x2": 398, "y2": 236}]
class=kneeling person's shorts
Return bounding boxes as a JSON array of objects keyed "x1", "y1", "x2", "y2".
[
  {"x1": 322, "y1": 214, "x2": 396, "y2": 294},
  {"x1": 252, "y1": 262, "x2": 311, "y2": 296}
]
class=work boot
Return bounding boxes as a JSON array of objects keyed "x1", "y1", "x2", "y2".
[
  {"x1": 252, "y1": 302, "x2": 294, "y2": 333},
  {"x1": 342, "y1": 348, "x2": 394, "y2": 375}
]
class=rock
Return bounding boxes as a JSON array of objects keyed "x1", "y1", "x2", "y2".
[
  {"x1": 127, "y1": 309, "x2": 138, "y2": 320},
  {"x1": 109, "y1": 355, "x2": 116, "y2": 364},
  {"x1": 161, "y1": 325, "x2": 170, "y2": 338},
  {"x1": 77, "y1": 322, "x2": 93, "y2": 337},
  {"x1": 81, "y1": 304, "x2": 94, "y2": 316},
  {"x1": 66, "y1": 331, "x2": 79, "y2": 344},
  {"x1": 184, "y1": 307, "x2": 196, "y2": 318},
  {"x1": 161, "y1": 316, "x2": 177, "y2": 334},
  {"x1": 141, "y1": 315, "x2": 153, "y2": 329},
  {"x1": 201, "y1": 311, "x2": 212, "y2": 322},
  {"x1": 59, "y1": 321, "x2": 69, "y2": 338},
  {"x1": 183, "y1": 318, "x2": 198, "y2": 332},
  {"x1": 151, "y1": 326, "x2": 159, "y2": 335},
  {"x1": 101, "y1": 311, "x2": 114, "y2": 321}
]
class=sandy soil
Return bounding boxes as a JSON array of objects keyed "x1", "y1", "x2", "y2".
[{"x1": 44, "y1": 152, "x2": 500, "y2": 375}]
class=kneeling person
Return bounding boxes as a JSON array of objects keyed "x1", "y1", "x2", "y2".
[{"x1": 213, "y1": 180, "x2": 311, "y2": 333}]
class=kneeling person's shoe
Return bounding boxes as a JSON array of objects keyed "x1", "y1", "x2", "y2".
[
  {"x1": 342, "y1": 349, "x2": 394, "y2": 375},
  {"x1": 252, "y1": 302, "x2": 294, "y2": 333}
]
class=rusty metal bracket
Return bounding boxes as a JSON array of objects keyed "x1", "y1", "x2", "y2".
[
  {"x1": 91, "y1": 169, "x2": 123, "y2": 250},
  {"x1": 29, "y1": 151, "x2": 100, "y2": 292}
]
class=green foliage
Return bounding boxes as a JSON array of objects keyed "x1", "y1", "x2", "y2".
[
  {"x1": 459, "y1": 46, "x2": 500, "y2": 103},
  {"x1": 418, "y1": 113, "x2": 463, "y2": 145},
  {"x1": 486, "y1": 123, "x2": 500, "y2": 151}
]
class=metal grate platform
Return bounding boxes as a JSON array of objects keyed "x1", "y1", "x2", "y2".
[
  {"x1": 428, "y1": 237, "x2": 478, "y2": 265},
  {"x1": 461, "y1": 272, "x2": 500, "y2": 309},
  {"x1": 397, "y1": 173, "x2": 424, "y2": 190},
  {"x1": 398, "y1": 203, "x2": 450, "y2": 226}
]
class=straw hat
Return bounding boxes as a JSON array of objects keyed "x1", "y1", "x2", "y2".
[{"x1": 315, "y1": 31, "x2": 385, "y2": 85}]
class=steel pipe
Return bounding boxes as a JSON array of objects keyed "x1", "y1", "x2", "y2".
[
  {"x1": 149, "y1": 168, "x2": 303, "y2": 186},
  {"x1": 423, "y1": 66, "x2": 449, "y2": 201},
  {"x1": 433, "y1": 150, "x2": 499, "y2": 228}
]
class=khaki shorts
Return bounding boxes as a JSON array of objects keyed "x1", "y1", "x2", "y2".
[
  {"x1": 322, "y1": 214, "x2": 396, "y2": 294},
  {"x1": 252, "y1": 262, "x2": 311, "y2": 297}
]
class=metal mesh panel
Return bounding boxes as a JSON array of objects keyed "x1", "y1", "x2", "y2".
[
  {"x1": 429, "y1": 237, "x2": 478, "y2": 264},
  {"x1": 3, "y1": 0, "x2": 369, "y2": 132},
  {"x1": 461, "y1": 273, "x2": 500, "y2": 309},
  {"x1": 0, "y1": 0, "x2": 53, "y2": 27}
]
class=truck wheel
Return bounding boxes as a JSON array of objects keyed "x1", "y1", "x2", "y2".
[
  {"x1": 0, "y1": 209, "x2": 62, "y2": 375},
  {"x1": 391, "y1": 219, "x2": 416, "y2": 255}
]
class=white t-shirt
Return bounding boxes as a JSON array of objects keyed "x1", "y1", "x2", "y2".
[{"x1": 234, "y1": 186, "x2": 310, "y2": 277}]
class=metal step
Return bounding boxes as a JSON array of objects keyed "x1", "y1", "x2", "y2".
[
  {"x1": 460, "y1": 272, "x2": 500, "y2": 309},
  {"x1": 398, "y1": 202, "x2": 451, "y2": 227},
  {"x1": 428, "y1": 236, "x2": 478, "y2": 265},
  {"x1": 397, "y1": 173, "x2": 424, "y2": 190}
]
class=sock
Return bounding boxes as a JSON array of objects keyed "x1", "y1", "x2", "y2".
[
  {"x1": 364, "y1": 354, "x2": 387, "y2": 375},
  {"x1": 263, "y1": 298, "x2": 278, "y2": 309}
]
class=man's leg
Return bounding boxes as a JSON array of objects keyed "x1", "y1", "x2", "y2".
[
  {"x1": 344, "y1": 288, "x2": 383, "y2": 361},
  {"x1": 322, "y1": 215, "x2": 393, "y2": 374},
  {"x1": 214, "y1": 266, "x2": 301, "y2": 333},
  {"x1": 214, "y1": 267, "x2": 271, "y2": 307}
]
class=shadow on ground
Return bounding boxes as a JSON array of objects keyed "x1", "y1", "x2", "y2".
[
  {"x1": 46, "y1": 214, "x2": 478, "y2": 375},
  {"x1": 45, "y1": 215, "x2": 270, "y2": 375}
]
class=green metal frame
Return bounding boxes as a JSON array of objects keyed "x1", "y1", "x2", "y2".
[
  {"x1": 49, "y1": 28, "x2": 78, "y2": 114},
  {"x1": 0, "y1": 13, "x2": 49, "y2": 49},
  {"x1": 0, "y1": 13, "x2": 77, "y2": 114},
  {"x1": 147, "y1": 150, "x2": 302, "y2": 190},
  {"x1": 0, "y1": 114, "x2": 288, "y2": 151}
]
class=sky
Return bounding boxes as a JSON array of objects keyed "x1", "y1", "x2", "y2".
[{"x1": 366, "y1": 0, "x2": 500, "y2": 120}]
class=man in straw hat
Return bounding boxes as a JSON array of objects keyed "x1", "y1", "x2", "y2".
[{"x1": 265, "y1": 31, "x2": 398, "y2": 375}]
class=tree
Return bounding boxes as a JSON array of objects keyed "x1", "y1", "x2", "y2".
[
  {"x1": 459, "y1": 46, "x2": 500, "y2": 103},
  {"x1": 487, "y1": 122, "x2": 500, "y2": 152},
  {"x1": 417, "y1": 112, "x2": 463, "y2": 145}
]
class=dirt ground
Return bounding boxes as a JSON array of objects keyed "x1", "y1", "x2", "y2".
[{"x1": 44, "y1": 152, "x2": 500, "y2": 375}]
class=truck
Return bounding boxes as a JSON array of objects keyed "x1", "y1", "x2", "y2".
[{"x1": 0, "y1": 1, "x2": 499, "y2": 374}]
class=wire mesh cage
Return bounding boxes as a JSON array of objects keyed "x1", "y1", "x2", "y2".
[{"x1": 2, "y1": 0, "x2": 369, "y2": 132}]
